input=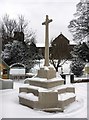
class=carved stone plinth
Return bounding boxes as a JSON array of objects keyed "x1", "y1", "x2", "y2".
[{"x1": 37, "y1": 66, "x2": 56, "y2": 79}]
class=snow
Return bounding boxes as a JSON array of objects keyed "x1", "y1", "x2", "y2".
[
  {"x1": 10, "y1": 68, "x2": 25, "y2": 75},
  {"x1": 36, "y1": 43, "x2": 45, "y2": 47},
  {"x1": 65, "y1": 75, "x2": 71, "y2": 84},
  {"x1": 58, "y1": 93, "x2": 76, "y2": 100},
  {"x1": 44, "y1": 66, "x2": 50, "y2": 70},
  {"x1": 0, "y1": 60, "x2": 88, "y2": 118},
  {"x1": 25, "y1": 77, "x2": 63, "y2": 82},
  {"x1": 19, "y1": 92, "x2": 38, "y2": 101},
  {"x1": 70, "y1": 41, "x2": 77, "y2": 45},
  {"x1": 61, "y1": 61, "x2": 71, "y2": 74},
  {"x1": 0, "y1": 81, "x2": 87, "y2": 118},
  {"x1": 30, "y1": 59, "x2": 55, "y2": 74}
]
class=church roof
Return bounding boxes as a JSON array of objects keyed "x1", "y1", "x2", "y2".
[{"x1": 53, "y1": 33, "x2": 69, "y2": 43}]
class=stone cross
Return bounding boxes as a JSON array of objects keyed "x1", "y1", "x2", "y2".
[{"x1": 42, "y1": 15, "x2": 52, "y2": 66}]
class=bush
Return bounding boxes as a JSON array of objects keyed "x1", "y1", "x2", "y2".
[{"x1": 70, "y1": 58, "x2": 85, "y2": 77}]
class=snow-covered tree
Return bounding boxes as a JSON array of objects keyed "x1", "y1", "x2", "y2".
[
  {"x1": 70, "y1": 58, "x2": 85, "y2": 77},
  {"x1": 71, "y1": 42, "x2": 89, "y2": 62},
  {"x1": 68, "y1": 0, "x2": 89, "y2": 76},
  {"x1": 1, "y1": 42, "x2": 12, "y2": 64},
  {"x1": 0, "y1": 14, "x2": 36, "y2": 50},
  {"x1": 2, "y1": 40, "x2": 37, "y2": 72},
  {"x1": 68, "y1": 0, "x2": 89, "y2": 43},
  {"x1": 70, "y1": 42, "x2": 89, "y2": 76}
]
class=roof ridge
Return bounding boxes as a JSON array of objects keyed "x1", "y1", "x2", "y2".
[{"x1": 0, "y1": 58, "x2": 9, "y2": 68}]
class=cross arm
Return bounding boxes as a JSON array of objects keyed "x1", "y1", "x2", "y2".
[
  {"x1": 48, "y1": 19, "x2": 52, "y2": 23},
  {"x1": 42, "y1": 22, "x2": 46, "y2": 25}
]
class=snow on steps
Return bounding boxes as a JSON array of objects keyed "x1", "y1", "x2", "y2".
[
  {"x1": 24, "y1": 77, "x2": 64, "y2": 88},
  {"x1": 19, "y1": 85, "x2": 76, "y2": 111},
  {"x1": 19, "y1": 92, "x2": 75, "y2": 102},
  {"x1": 58, "y1": 93, "x2": 76, "y2": 111},
  {"x1": 19, "y1": 84, "x2": 75, "y2": 96}
]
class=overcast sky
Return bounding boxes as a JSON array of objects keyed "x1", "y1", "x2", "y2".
[{"x1": 0, "y1": 0, "x2": 80, "y2": 44}]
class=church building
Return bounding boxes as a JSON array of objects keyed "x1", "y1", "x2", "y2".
[{"x1": 37, "y1": 33, "x2": 75, "y2": 60}]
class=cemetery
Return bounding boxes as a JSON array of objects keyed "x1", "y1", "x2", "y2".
[
  {"x1": 0, "y1": 60, "x2": 87, "y2": 118},
  {"x1": 0, "y1": 15, "x2": 88, "y2": 118},
  {"x1": 0, "y1": 0, "x2": 89, "y2": 118}
]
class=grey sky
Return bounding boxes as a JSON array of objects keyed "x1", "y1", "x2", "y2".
[{"x1": 0, "y1": 0, "x2": 80, "y2": 44}]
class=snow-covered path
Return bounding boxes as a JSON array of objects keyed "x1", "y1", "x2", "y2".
[{"x1": 0, "y1": 81, "x2": 87, "y2": 118}]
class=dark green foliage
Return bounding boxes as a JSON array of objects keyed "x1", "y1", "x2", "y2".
[
  {"x1": 70, "y1": 58, "x2": 85, "y2": 77},
  {"x1": 2, "y1": 40, "x2": 37, "y2": 72},
  {"x1": 0, "y1": 14, "x2": 37, "y2": 72},
  {"x1": 71, "y1": 42, "x2": 89, "y2": 62},
  {"x1": 68, "y1": 0, "x2": 89, "y2": 76}
]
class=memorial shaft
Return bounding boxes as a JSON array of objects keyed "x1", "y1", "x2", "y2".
[{"x1": 42, "y1": 15, "x2": 52, "y2": 66}]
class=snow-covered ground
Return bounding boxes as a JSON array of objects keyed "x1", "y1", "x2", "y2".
[
  {"x1": 0, "y1": 81, "x2": 87, "y2": 118},
  {"x1": 0, "y1": 60, "x2": 88, "y2": 118}
]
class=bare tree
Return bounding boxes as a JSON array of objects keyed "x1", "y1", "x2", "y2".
[
  {"x1": 17, "y1": 15, "x2": 36, "y2": 45},
  {"x1": 0, "y1": 14, "x2": 17, "y2": 49},
  {"x1": 0, "y1": 14, "x2": 36, "y2": 50},
  {"x1": 17, "y1": 15, "x2": 28, "y2": 32},
  {"x1": 50, "y1": 35, "x2": 70, "y2": 72}
]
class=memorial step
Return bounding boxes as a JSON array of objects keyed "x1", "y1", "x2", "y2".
[
  {"x1": 24, "y1": 77, "x2": 64, "y2": 88},
  {"x1": 19, "y1": 91, "x2": 76, "y2": 111}
]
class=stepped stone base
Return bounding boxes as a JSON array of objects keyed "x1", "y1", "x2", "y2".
[
  {"x1": 19, "y1": 84, "x2": 76, "y2": 111},
  {"x1": 19, "y1": 65, "x2": 76, "y2": 112},
  {"x1": 25, "y1": 77, "x2": 64, "y2": 88}
]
